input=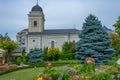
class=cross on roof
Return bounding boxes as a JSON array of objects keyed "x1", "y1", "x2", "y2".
[{"x1": 37, "y1": 0, "x2": 38, "y2": 5}]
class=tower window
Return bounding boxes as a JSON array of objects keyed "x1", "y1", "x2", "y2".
[
  {"x1": 51, "y1": 41, "x2": 55, "y2": 48},
  {"x1": 33, "y1": 40, "x2": 35, "y2": 42},
  {"x1": 34, "y1": 21, "x2": 37, "y2": 26}
]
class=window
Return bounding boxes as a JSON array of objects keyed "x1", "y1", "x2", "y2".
[
  {"x1": 22, "y1": 43, "x2": 25, "y2": 45},
  {"x1": 33, "y1": 21, "x2": 37, "y2": 26},
  {"x1": 33, "y1": 40, "x2": 35, "y2": 42},
  {"x1": 51, "y1": 41, "x2": 55, "y2": 48}
]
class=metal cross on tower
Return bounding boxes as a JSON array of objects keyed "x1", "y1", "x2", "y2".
[{"x1": 37, "y1": 0, "x2": 38, "y2": 5}]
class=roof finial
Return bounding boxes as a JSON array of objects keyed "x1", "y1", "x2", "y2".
[
  {"x1": 37, "y1": 0, "x2": 38, "y2": 5},
  {"x1": 74, "y1": 24, "x2": 76, "y2": 29}
]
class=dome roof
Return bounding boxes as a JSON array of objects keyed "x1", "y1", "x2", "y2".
[{"x1": 31, "y1": 4, "x2": 42, "y2": 11}]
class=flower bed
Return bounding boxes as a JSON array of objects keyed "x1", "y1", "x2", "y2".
[
  {"x1": 0, "y1": 64, "x2": 17, "y2": 71},
  {"x1": 36, "y1": 62, "x2": 120, "y2": 80}
]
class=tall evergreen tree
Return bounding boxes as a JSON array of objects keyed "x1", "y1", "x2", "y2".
[
  {"x1": 29, "y1": 48, "x2": 43, "y2": 63},
  {"x1": 75, "y1": 14, "x2": 114, "y2": 65}
]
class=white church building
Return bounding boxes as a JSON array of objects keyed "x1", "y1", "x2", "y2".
[{"x1": 16, "y1": 3, "x2": 80, "y2": 52}]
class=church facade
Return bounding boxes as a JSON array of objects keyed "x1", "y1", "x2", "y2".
[{"x1": 16, "y1": 4, "x2": 80, "y2": 52}]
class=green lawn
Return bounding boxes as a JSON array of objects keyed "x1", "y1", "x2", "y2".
[
  {"x1": 0, "y1": 68, "x2": 42, "y2": 80},
  {"x1": 0, "y1": 60, "x2": 79, "y2": 80}
]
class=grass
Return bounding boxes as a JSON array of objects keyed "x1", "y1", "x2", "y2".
[
  {"x1": 0, "y1": 60, "x2": 79, "y2": 80},
  {"x1": 0, "y1": 68, "x2": 42, "y2": 80}
]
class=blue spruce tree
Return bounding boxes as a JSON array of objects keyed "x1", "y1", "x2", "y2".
[
  {"x1": 29, "y1": 48, "x2": 43, "y2": 63},
  {"x1": 75, "y1": 14, "x2": 114, "y2": 65}
]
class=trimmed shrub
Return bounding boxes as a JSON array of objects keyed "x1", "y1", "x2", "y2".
[
  {"x1": 47, "y1": 48, "x2": 60, "y2": 61},
  {"x1": 0, "y1": 66, "x2": 31, "y2": 75},
  {"x1": 60, "y1": 53, "x2": 75, "y2": 60},
  {"x1": 92, "y1": 72, "x2": 113, "y2": 80},
  {"x1": 15, "y1": 56, "x2": 23, "y2": 65}
]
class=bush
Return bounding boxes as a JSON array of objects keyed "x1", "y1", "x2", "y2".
[
  {"x1": 25, "y1": 62, "x2": 46, "y2": 67},
  {"x1": 43, "y1": 47, "x2": 48, "y2": 61},
  {"x1": 59, "y1": 53, "x2": 75, "y2": 60},
  {"x1": 47, "y1": 48, "x2": 60, "y2": 61},
  {"x1": 0, "y1": 64, "x2": 17, "y2": 71},
  {"x1": 29, "y1": 48, "x2": 43, "y2": 63},
  {"x1": 79, "y1": 63, "x2": 95, "y2": 75},
  {"x1": 92, "y1": 72, "x2": 113, "y2": 80},
  {"x1": 0, "y1": 66, "x2": 31, "y2": 75},
  {"x1": 15, "y1": 56, "x2": 23, "y2": 65},
  {"x1": 108, "y1": 60, "x2": 118, "y2": 67},
  {"x1": 62, "y1": 42, "x2": 75, "y2": 54}
]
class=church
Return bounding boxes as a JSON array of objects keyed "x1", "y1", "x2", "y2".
[{"x1": 16, "y1": 3, "x2": 80, "y2": 52}]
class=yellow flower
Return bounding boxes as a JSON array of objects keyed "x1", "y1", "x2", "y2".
[{"x1": 37, "y1": 77, "x2": 42, "y2": 80}]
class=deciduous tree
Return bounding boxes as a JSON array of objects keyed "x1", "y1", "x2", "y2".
[
  {"x1": 110, "y1": 33, "x2": 120, "y2": 60},
  {"x1": 0, "y1": 39, "x2": 18, "y2": 63}
]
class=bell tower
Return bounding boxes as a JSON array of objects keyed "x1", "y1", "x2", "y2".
[{"x1": 28, "y1": 2, "x2": 45, "y2": 32}]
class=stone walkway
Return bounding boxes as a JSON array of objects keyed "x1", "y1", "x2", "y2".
[{"x1": 117, "y1": 59, "x2": 120, "y2": 64}]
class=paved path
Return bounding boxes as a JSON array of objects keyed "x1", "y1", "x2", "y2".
[{"x1": 117, "y1": 59, "x2": 120, "y2": 64}]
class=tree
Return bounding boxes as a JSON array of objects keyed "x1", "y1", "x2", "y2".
[
  {"x1": 43, "y1": 47, "x2": 48, "y2": 61},
  {"x1": 75, "y1": 14, "x2": 114, "y2": 65},
  {"x1": 28, "y1": 48, "x2": 43, "y2": 63},
  {"x1": 110, "y1": 33, "x2": 120, "y2": 60},
  {"x1": 0, "y1": 39, "x2": 18, "y2": 63},
  {"x1": 22, "y1": 48, "x2": 26, "y2": 63},
  {"x1": 0, "y1": 32, "x2": 10, "y2": 42},
  {"x1": 62, "y1": 42, "x2": 75, "y2": 54},
  {"x1": 113, "y1": 16, "x2": 120, "y2": 60},
  {"x1": 113, "y1": 16, "x2": 120, "y2": 36}
]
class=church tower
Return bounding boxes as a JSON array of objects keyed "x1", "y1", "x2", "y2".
[{"x1": 28, "y1": 3, "x2": 45, "y2": 32}]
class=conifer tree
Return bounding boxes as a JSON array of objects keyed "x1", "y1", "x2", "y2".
[
  {"x1": 29, "y1": 48, "x2": 43, "y2": 63},
  {"x1": 75, "y1": 14, "x2": 114, "y2": 65}
]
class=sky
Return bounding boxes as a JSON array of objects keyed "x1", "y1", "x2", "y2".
[{"x1": 0, "y1": 0, "x2": 120, "y2": 40}]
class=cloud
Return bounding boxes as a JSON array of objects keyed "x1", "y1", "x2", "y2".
[{"x1": 0, "y1": 0, "x2": 120, "y2": 40}]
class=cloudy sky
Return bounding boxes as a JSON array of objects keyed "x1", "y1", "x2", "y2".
[{"x1": 0, "y1": 0, "x2": 120, "y2": 40}]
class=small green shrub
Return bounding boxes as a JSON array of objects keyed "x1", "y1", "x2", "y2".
[
  {"x1": 25, "y1": 62, "x2": 46, "y2": 67},
  {"x1": 15, "y1": 56, "x2": 23, "y2": 65},
  {"x1": 62, "y1": 42, "x2": 75, "y2": 54},
  {"x1": 92, "y1": 72, "x2": 113, "y2": 80},
  {"x1": 59, "y1": 53, "x2": 75, "y2": 60},
  {"x1": 0, "y1": 66, "x2": 32, "y2": 75},
  {"x1": 79, "y1": 63, "x2": 95, "y2": 74},
  {"x1": 48, "y1": 68, "x2": 61, "y2": 80},
  {"x1": 108, "y1": 60, "x2": 118, "y2": 67},
  {"x1": 62, "y1": 72, "x2": 71, "y2": 80},
  {"x1": 47, "y1": 48, "x2": 60, "y2": 61},
  {"x1": 43, "y1": 47, "x2": 48, "y2": 61}
]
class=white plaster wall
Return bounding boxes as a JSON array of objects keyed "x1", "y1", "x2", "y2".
[
  {"x1": 42, "y1": 34, "x2": 66, "y2": 50},
  {"x1": 70, "y1": 34, "x2": 79, "y2": 42},
  {"x1": 28, "y1": 36, "x2": 40, "y2": 50},
  {"x1": 27, "y1": 33, "x2": 79, "y2": 52}
]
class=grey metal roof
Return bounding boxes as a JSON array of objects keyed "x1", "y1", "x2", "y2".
[
  {"x1": 31, "y1": 4, "x2": 42, "y2": 11},
  {"x1": 28, "y1": 29, "x2": 80, "y2": 35}
]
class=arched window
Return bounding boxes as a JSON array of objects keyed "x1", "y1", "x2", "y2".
[
  {"x1": 51, "y1": 41, "x2": 55, "y2": 48},
  {"x1": 34, "y1": 21, "x2": 37, "y2": 26}
]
